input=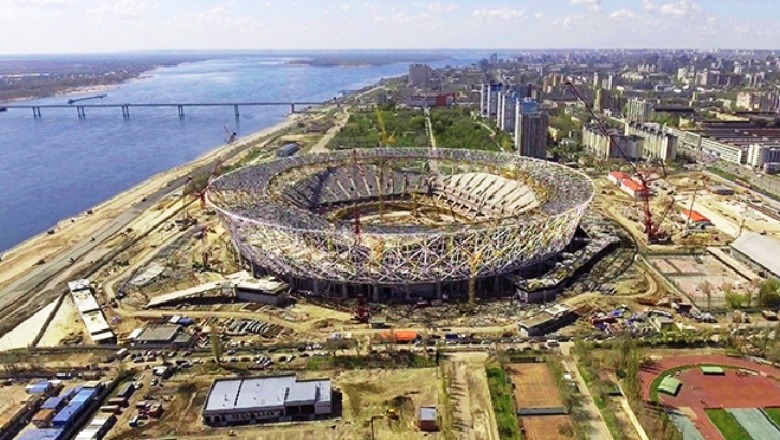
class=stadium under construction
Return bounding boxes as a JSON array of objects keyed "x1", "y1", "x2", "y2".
[{"x1": 207, "y1": 148, "x2": 598, "y2": 302}]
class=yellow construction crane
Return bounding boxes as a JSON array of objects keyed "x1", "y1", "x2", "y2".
[
  {"x1": 375, "y1": 108, "x2": 396, "y2": 147},
  {"x1": 468, "y1": 249, "x2": 483, "y2": 305}
]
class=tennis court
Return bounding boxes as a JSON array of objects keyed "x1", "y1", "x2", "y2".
[
  {"x1": 505, "y1": 363, "x2": 563, "y2": 409},
  {"x1": 521, "y1": 415, "x2": 573, "y2": 440}
]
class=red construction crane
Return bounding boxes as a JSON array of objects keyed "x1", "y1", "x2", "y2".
[
  {"x1": 355, "y1": 293, "x2": 369, "y2": 323},
  {"x1": 564, "y1": 81, "x2": 668, "y2": 244}
]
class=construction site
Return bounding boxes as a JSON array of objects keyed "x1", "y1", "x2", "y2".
[{"x1": 5, "y1": 80, "x2": 780, "y2": 440}]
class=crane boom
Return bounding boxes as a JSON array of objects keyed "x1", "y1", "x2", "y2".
[{"x1": 564, "y1": 81, "x2": 658, "y2": 243}]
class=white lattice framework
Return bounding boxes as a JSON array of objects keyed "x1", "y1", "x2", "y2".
[{"x1": 207, "y1": 148, "x2": 593, "y2": 285}]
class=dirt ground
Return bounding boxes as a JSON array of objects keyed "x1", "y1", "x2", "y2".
[
  {"x1": 38, "y1": 295, "x2": 84, "y2": 347},
  {"x1": 110, "y1": 367, "x2": 442, "y2": 440},
  {"x1": 0, "y1": 384, "x2": 33, "y2": 428},
  {"x1": 646, "y1": 253, "x2": 751, "y2": 308},
  {"x1": 506, "y1": 363, "x2": 563, "y2": 409},
  {"x1": 521, "y1": 415, "x2": 573, "y2": 440},
  {"x1": 445, "y1": 352, "x2": 499, "y2": 440}
]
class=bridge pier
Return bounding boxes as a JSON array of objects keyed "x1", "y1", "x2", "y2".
[
  {"x1": 32, "y1": 106, "x2": 41, "y2": 119},
  {"x1": 233, "y1": 104, "x2": 240, "y2": 120},
  {"x1": 121, "y1": 105, "x2": 130, "y2": 119},
  {"x1": 76, "y1": 106, "x2": 86, "y2": 119},
  {"x1": 290, "y1": 103, "x2": 295, "y2": 114},
  {"x1": 177, "y1": 105, "x2": 185, "y2": 119}
]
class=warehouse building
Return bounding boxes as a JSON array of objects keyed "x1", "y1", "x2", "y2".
[
  {"x1": 731, "y1": 232, "x2": 780, "y2": 279},
  {"x1": 519, "y1": 304, "x2": 578, "y2": 336},
  {"x1": 68, "y1": 279, "x2": 115, "y2": 344},
  {"x1": 202, "y1": 374, "x2": 333, "y2": 426},
  {"x1": 234, "y1": 277, "x2": 289, "y2": 306},
  {"x1": 130, "y1": 324, "x2": 194, "y2": 349}
]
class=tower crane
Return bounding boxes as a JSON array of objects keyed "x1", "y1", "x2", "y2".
[
  {"x1": 375, "y1": 108, "x2": 396, "y2": 147},
  {"x1": 193, "y1": 158, "x2": 224, "y2": 210},
  {"x1": 565, "y1": 81, "x2": 668, "y2": 244}
]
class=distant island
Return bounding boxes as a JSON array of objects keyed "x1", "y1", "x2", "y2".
[{"x1": 0, "y1": 54, "x2": 205, "y2": 103}]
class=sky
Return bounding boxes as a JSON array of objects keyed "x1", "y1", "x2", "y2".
[{"x1": 0, "y1": 0, "x2": 778, "y2": 54}]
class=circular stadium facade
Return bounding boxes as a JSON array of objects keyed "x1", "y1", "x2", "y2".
[{"x1": 208, "y1": 148, "x2": 593, "y2": 299}]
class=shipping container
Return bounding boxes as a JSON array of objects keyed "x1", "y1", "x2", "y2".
[
  {"x1": 41, "y1": 396, "x2": 65, "y2": 410},
  {"x1": 107, "y1": 397, "x2": 128, "y2": 407}
]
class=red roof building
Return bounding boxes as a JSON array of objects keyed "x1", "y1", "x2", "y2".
[
  {"x1": 680, "y1": 209, "x2": 710, "y2": 225},
  {"x1": 620, "y1": 178, "x2": 647, "y2": 197},
  {"x1": 607, "y1": 171, "x2": 631, "y2": 185}
]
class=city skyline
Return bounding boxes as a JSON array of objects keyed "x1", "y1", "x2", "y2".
[{"x1": 0, "y1": 0, "x2": 779, "y2": 54}]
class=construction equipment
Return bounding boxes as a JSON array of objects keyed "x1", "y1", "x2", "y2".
[
  {"x1": 386, "y1": 408, "x2": 399, "y2": 421},
  {"x1": 565, "y1": 81, "x2": 667, "y2": 244},
  {"x1": 176, "y1": 176, "x2": 196, "y2": 229},
  {"x1": 193, "y1": 158, "x2": 224, "y2": 210},
  {"x1": 355, "y1": 294, "x2": 370, "y2": 323},
  {"x1": 375, "y1": 108, "x2": 395, "y2": 147},
  {"x1": 684, "y1": 174, "x2": 709, "y2": 231},
  {"x1": 468, "y1": 249, "x2": 483, "y2": 305}
]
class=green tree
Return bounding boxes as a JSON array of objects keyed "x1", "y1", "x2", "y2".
[
  {"x1": 210, "y1": 330, "x2": 222, "y2": 364},
  {"x1": 725, "y1": 292, "x2": 747, "y2": 309},
  {"x1": 760, "y1": 278, "x2": 780, "y2": 308}
]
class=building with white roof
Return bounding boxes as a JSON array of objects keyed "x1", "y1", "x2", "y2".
[
  {"x1": 202, "y1": 374, "x2": 333, "y2": 426},
  {"x1": 68, "y1": 279, "x2": 115, "y2": 344},
  {"x1": 731, "y1": 232, "x2": 780, "y2": 279}
]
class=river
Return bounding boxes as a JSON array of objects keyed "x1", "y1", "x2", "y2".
[{"x1": 0, "y1": 54, "x2": 472, "y2": 252}]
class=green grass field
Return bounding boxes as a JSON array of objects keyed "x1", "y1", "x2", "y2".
[
  {"x1": 763, "y1": 407, "x2": 780, "y2": 428},
  {"x1": 485, "y1": 363, "x2": 521, "y2": 440},
  {"x1": 706, "y1": 409, "x2": 752, "y2": 440}
]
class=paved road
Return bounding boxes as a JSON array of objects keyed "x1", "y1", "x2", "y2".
[
  {"x1": 564, "y1": 356, "x2": 615, "y2": 440},
  {"x1": 309, "y1": 115, "x2": 347, "y2": 153},
  {"x1": 612, "y1": 377, "x2": 650, "y2": 440}
]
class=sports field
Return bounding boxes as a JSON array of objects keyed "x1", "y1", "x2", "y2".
[
  {"x1": 522, "y1": 415, "x2": 573, "y2": 440},
  {"x1": 640, "y1": 355, "x2": 780, "y2": 440},
  {"x1": 505, "y1": 363, "x2": 563, "y2": 409}
]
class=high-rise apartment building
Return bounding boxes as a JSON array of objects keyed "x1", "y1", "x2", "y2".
[
  {"x1": 408, "y1": 64, "x2": 432, "y2": 88},
  {"x1": 514, "y1": 98, "x2": 548, "y2": 159},
  {"x1": 626, "y1": 98, "x2": 653, "y2": 123}
]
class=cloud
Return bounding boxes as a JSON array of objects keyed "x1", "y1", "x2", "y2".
[
  {"x1": 112, "y1": 0, "x2": 147, "y2": 18},
  {"x1": 473, "y1": 7, "x2": 525, "y2": 21},
  {"x1": 9, "y1": 0, "x2": 68, "y2": 6},
  {"x1": 658, "y1": 0, "x2": 701, "y2": 18},
  {"x1": 609, "y1": 8, "x2": 638, "y2": 21},
  {"x1": 642, "y1": 0, "x2": 658, "y2": 12},
  {"x1": 534, "y1": 12, "x2": 543, "y2": 19},
  {"x1": 562, "y1": 16, "x2": 576, "y2": 28},
  {"x1": 195, "y1": 6, "x2": 261, "y2": 32},
  {"x1": 340, "y1": 4, "x2": 350, "y2": 11},
  {"x1": 427, "y1": 1, "x2": 457, "y2": 13},
  {"x1": 569, "y1": 0, "x2": 601, "y2": 12}
]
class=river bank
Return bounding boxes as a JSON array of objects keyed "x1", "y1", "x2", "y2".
[{"x1": 0, "y1": 108, "x2": 305, "y2": 290}]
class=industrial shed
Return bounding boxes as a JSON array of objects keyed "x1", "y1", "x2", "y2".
[
  {"x1": 730, "y1": 232, "x2": 780, "y2": 279},
  {"x1": 202, "y1": 374, "x2": 333, "y2": 426}
]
